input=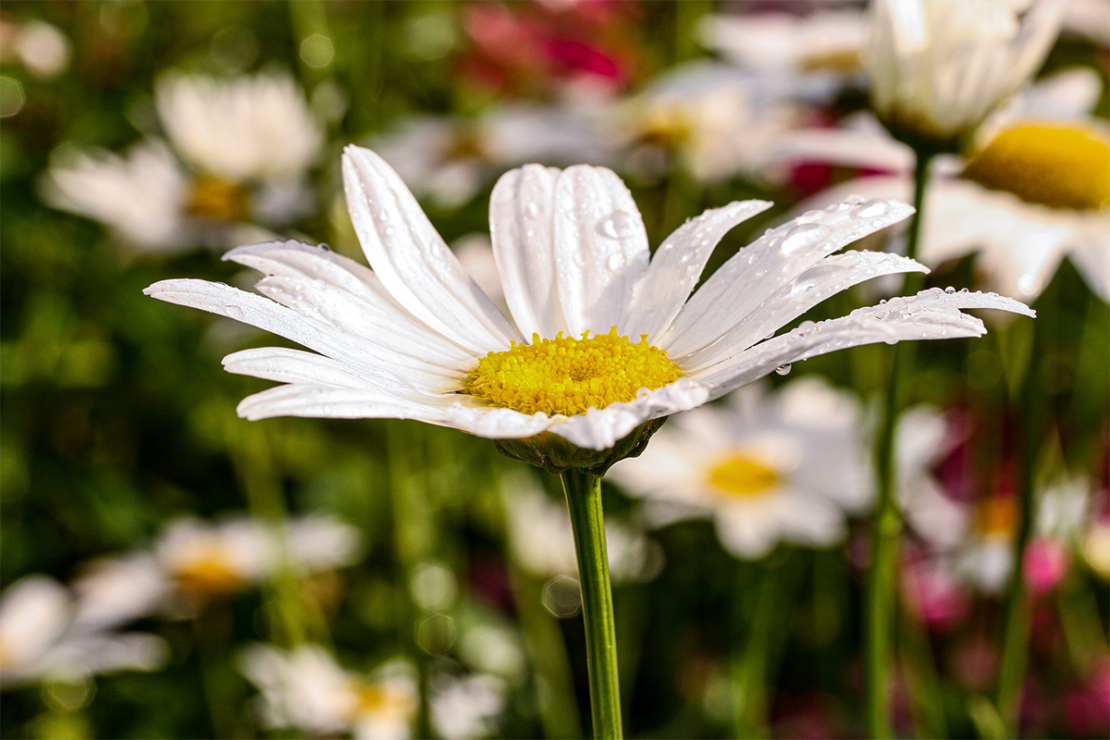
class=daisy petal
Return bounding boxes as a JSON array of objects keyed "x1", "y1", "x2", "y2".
[
  {"x1": 682, "y1": 251, "x2": 928, "y2": 371},
  {"x1": 692, "y1": 288, "x2": 1035, "y2": 395},
  {"x1": 223, "y1": 348, "x2": 408, "y2": 393},
  {"x1": 237, "y1": 384, "x2": 454, "y2": 422},
  {"x1": 489, "y1": 165, "x2": 566, "y2": 340},
  {"x1": 144, "y1": 279, "x2": 424, "y2": 389},
  {"x1": 551, "y1": 378, "x2": 710, "y2": 450},
  {"x1": 552, "y1": 165, "x2": 650, "y2": 336},
  {"x1": 623, "y1": 199, "x2": 773, "y2": 342},
  {"x1": 659, "y1": 195, "x2": 914, "y2": 357},
  {"x1": 342, "y1": 145, "x2": 520, "y2": 352}
]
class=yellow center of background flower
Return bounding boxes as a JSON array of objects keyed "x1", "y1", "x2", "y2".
[
  {"x1": 962, "y1": 124, "x2": 1110, "y2": 210},
  {"x1": 175, "y1": 551, "x2": 246, "y2": 595},
  {"x1": 974, "y1": 496, "x2": 1017, "y2": 541},
  {"x1": 187, "y1": 174, "x2": 251, "y2": 222},
  {"x1": 463, "y1": 327, "x2": 682, "y2": 417},
  {"x1": 707, "y1": 454, "x2": 780, "y2": 498}
]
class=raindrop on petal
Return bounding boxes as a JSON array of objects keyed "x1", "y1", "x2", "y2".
[
  {"x1": 780, "y1": 223, "x2": 830, "y2": 255},
  {"x1": 775, "y1": 363, "x2": 792, "y2": 375},
  {"x1": 596, "y1": 210, "x2": 635, "y2": 239}
]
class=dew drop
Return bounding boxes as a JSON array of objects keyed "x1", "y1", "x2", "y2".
[
  {"x1": 225, "y1": 305, "x2": 245, "y2": 319},
  {"x1": 945, "y1": 286, "x2": 956, "y2": 294},
  {"x1": 797, "y1": 209, "x2": 825, "y2": 224},
  {"x1": 855, "y1": 199, "x2": 889, "y2": 219},
  {"x1": 607, "y1": 253, "x2": 625, "y2": 271},
  {"x1": 597, "y1": 210, "x2": 636, "y2": 239},
  {"x1": 526, "y1": 202, "x2": 541, "y2": 218},
  {"x1": 775, "y1": 363, "x2": 792, "y2": 376},
  {"x1": 780, "y1": 223, "x2": 830, "y2": 255}
]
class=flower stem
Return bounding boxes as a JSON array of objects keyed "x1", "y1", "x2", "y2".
[
  {"x1": 560, "y1": 469, "x2": 623, "y2": 740},
  {"x1": 865, "y1": 151, "x2": 934, "y2": 739}
]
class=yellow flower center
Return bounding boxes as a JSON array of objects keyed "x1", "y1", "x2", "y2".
[
  {"x1": 175, "y1": 549, "x2": 246, "y2": 595},
  {"x1": 187, "y1": 174, "x2": 251, "y2": 221},
  {"x1": 799, "y1": 49, "x2": 860, "y2": 73},
  {"x1": 962, "y1": 124, "x2": 1110, "y2": 210},
  {"x1": 463, "y1": 327, "x2": 682, "y2": 417},
  {"x1": 707, "y1": 453, "x2": 780, "y2": 498},
  {"x1": 345, "y1": 679, "x2": 416, "y2": 722},
  {"x1": 974, "y1": 496, "x2": 1017, "y2": 541}
]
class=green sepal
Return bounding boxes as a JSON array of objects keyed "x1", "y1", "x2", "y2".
[{"x1": 492, "y1": 417, "x2": 667, "y2": 477}]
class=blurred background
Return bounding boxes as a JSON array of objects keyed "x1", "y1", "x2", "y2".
[{"x1": 0, "y1": 1, "x2": 1107, "y2": 738}]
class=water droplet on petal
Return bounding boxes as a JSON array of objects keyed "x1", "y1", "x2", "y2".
[
  {"x1": 945, "y1": 286, "x2": 956, "y2": 294},
  {"x1": 780, "y1": 223, "x2": 830, "y2": 255},
  {"x1": 596, "y1": 210, "x2": 636, "y2": 239},
  {"x1": 225, "y1": 305, "x2": 245, "y2": 319},
  {"x1": 607, "y1": 253, "x2": 625, "y2": 271},
  {"x1": 775, "y1": 363, "x2": 792, "y2": 376},
  {"x1": 856, "y1": 199, "x2": 889, "y2": 219},
  {"x1": 526, "y1": 202, "x2": 541, "y2": 218}
]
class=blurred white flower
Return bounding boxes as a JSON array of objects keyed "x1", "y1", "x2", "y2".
[
  {"x1": 372, "y1": 103, "x2": 617, "y2": 208},
  {"x1": 72, "y1": 515, "x2": 362, "y2": 626},
  {"x1": 239, "y1": 643, "x2": 416, "y2": 740},
  {"x1": 0, "y1": 575, "x2": 167, "y2": 689},
  {"x1": 0, "y1": 17, "x2": 71, "y2": 78},
  {"x1": 699, "y1": 6, "x2": 869, "y2": 93},
  {"x1": 146, "y1": 146, "x2": 1031, "y2": 454},
  {"x1": 866, "y1": 0, "x2": 1064, "y2": 143},
  {"x1": 782, "y1": 69, "x2": 1109, "y2": 301},
  {"x1": 610, "y1": 377, "x2": 875, "y2": 559},
  {"x1": 429, "y1": 672, "x2": 507, "y2": 740},
  {"x1": 614, "y1": 61, "x2": 806, "y2": 183},
  {"x1": 42, "y1": 71, "x2": 322, "y2": 253},
  {"x1": 1062, "y1": 0, "x2": 1110, "y2": 46},
  {"x1": 503, "y1": 471, "x2": 662, "y2": 582}
]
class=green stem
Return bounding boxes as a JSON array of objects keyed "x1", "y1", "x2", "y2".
[
  {"x1": 732, "y1": 553, "x2": 790, "y2": 739},
  {"x1": 560, "y1": 470, "x2": 623, "y2": 740},
  {"x1": 865, "y1": 151, "x2": 933, "y2": 739},
  {"x1": 995, "y1": 327, "x2": 1043, "y2": 736}
]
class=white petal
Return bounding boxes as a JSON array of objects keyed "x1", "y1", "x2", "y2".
[
  {"x1": 144, "y1": 279, "x2": 429, "y2": 390},
  {"x1": 223, "y1": 348, "x2": 417, "y2": 392},
  {"x1": 341, "y1": 145, "x2": 520, "y2": 352},
  {"x1": 236, "y1": 384, "x2": 455, "y2": 422},
  {"x1": 681, "y1": 251, "x2": 928, "y2": 372},
  {"x1": 692, "y1": 288, "x2": 1035, "y2": 396},
  {"x1": 548, "y1": 378, "x2": 711, "y2": 450},
  {"x1": 552, "y1": 165, "x2": 650, "y2": 336},
  {"x1": 489, "y1": 165, "x2": 566, "y2": 339},
  {"x1": 622, "y1": 200, "x2": 773, "y2": 342},
  {"x1": 659, "y1": 195, "x2": 914, "y2": 357}
]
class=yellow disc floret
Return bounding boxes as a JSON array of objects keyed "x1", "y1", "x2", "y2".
[
  {"x1": 463, "y1": 326, "x2": 682, "y2": 417},
  {"x1": 962, "y1": 124, "x2": 1110, "y2": 211},
  {"x1": 707, "y1": 453, "x2": 780, "y2": 498}
]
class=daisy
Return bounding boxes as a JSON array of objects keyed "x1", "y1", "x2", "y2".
[
  {"x1": 238, "y1": 643, "x2": 417, "y2": 740},
  {"x1": 71, "y1": 514, "x2": 362, "y2": 627},
  {"x1": 608, "y1": 377, "x2": 873, "y2": 559},
  {"x1": 429, "y1": 671, "x2": 507, "y2": 740},
  {"x1": 145, "y1": 145, "x2": 1032, "y2": 466},
  {"x1": 0, "y1": 575, "x2": 167, "y2": 689},
  {"x1": 614, "y1": 60, "x2": 808, "y2": 183},
  {"x1": 42, "y1": 71, "x2": 322, "y2": 253},
  {"x1": 865, "y1": 0, "x2": 1064, "y2": 146},
  {"x1": 372, "y1": 103, "x2": 616, "y2": 209},
  {"x1": 698, "y1": 5, "x2": 869, "y2": 96},
  {"x1": 780, "y1": 69, "x2": 1109, "y2": 301}
]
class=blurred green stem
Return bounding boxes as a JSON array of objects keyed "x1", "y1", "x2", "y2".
[
  {"x1": 994, "y1": 323, "x2": 1044, "y2": 736},
  {"x1": 561, "y1": 470, "x2": 622, "y2": 739},
  {"x1": 865, "y1": 151, "x2": 933, "y2": 739},
  {"x1": 732, "y1": 553, "x2": 789, "y2": 739}
]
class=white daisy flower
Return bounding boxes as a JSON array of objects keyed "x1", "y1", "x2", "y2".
[
  {"x1": 698, "y1": 5, "x2": 869, "y2": 93},
  {"x1": 608, "y1": 377, "x2": 873, "y2": 559},
  {"x1": 614, "y1": 60, "x2": 807, "y2": 183},
  {"x1": 71, "y1": 515, "x2": 362, "y2": 627},
  {"x1": 503, "y1": 472, "x2": 662, "y2": 582},
  {"x1": 372, "y1": 103, "x2": 617, "y2": 209},
  {"x1": 866, "y1": 0, "x2": 1064, "y2": 144},
  {"x1": 429, "y1": 672, "x2": 507, "y2": 740},
  {"x1": 0, "y1": 575, "x2": 167, "y2": 689},
  {"x1": 781, "y1": 69, "x2": 1109, "y2": 301},
  {"x1": 145, "y1": 145, "x2": 1031, "y2": 469},
  {"x1": 239, "y1": 643, "x2": 417, "y2": 740},
  {"x1": 42, "y1": 71, "x2": 322, "y2": 252},
  {"x1": 0, "y1": 17, "x2": 71, "y2": 78}
]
